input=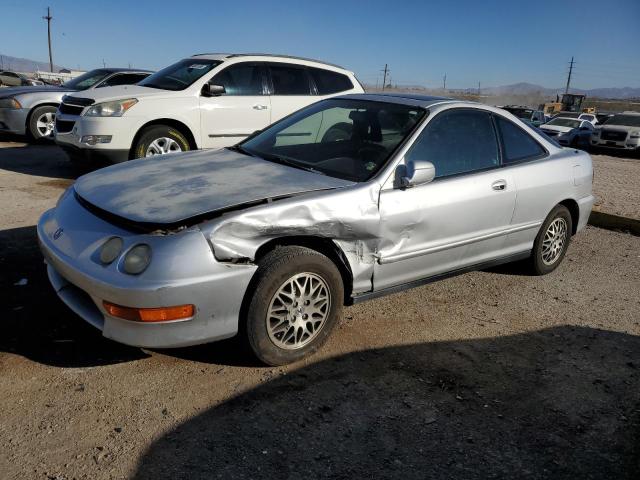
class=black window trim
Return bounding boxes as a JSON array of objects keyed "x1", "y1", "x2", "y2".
[
  {"x1": 208, "y1": 61, "x2": 269, "y2": 96},
  {"x1": 265, "y1": 62, "x2": 314, "y2": 96},
  {"x1": 409, "y1": 107, "x2": 504, "y2": 183},
  {"x1": 492, "y1": 112, "x2": 550, "y2": 167}
]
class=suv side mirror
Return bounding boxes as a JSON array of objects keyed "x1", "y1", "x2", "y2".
[
  {"x1": 398, "y1": 159, "x2": 436, "y2": 188},
  {"x1": 201, "y1": 83, "x2": 225, "y2": 97}
]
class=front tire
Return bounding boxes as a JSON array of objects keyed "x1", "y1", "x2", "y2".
[
  {"x1": 529, "y1": 204, "x2": 572, "y2": 275},
  {"x1": 245, "y1": 246, "x2": 344, "y2": 366},
  {"x1": 132, "y1": 125, "x2": 190, "y2": 159},
  {"x1": 28, "y1": 105, "x2": 57, "y2": 141}
]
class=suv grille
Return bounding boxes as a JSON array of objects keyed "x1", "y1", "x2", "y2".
[
  {"x1": 58, "y1": 103, "x2": 84, "y2": 115},
  {"x1": 601, "y1": 130, "x2": 627, "y2": 141},
  {"x1": 55, "y1": 119, "x2": 75, "y2": 133}
]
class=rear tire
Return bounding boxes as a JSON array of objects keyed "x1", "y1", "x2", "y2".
[
  {"x1": 132, "y1": 125, "x2": 190, "y2": 159},
  {"x1": 529, "y1": 204, "x2": 572, "y2": 275},
  {"x1": 244, "y1": 246, "x2": 344, "y2": 366},
  {"x1": 28, "y1": 105, "x2": 57, "y2": 141}
]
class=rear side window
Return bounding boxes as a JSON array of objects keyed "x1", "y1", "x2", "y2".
[
  {"x1": 496, "y1": 117, "x2": 546, "y2": 164},
  {"x1": 269, "y1": 66, "x2": 311, "y2": 95},
  {"x1": 212, "y1": 64, "x2": 265, "y2": 95},
  {"x1": 406, "y1": 109, "x2": 499, "y2": 178},
  {"x1": 309, "y1": 68, "x2": 353, "y2": 94}
]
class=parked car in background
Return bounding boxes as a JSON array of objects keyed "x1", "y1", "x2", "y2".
[
  {"x1": 590, "y1": 112, "x2": 640, "y2": 153},
  {"x1": 0, "y1": 68, "x2": 151, "y2": 141},
  {"x1": 54, "y1": 53, "x2": 364, "y2": 165},
  {"x1": 0, "y1": 70, "x2": 42, "y2": 87},
  {"x1": 39, "y1": 94, "x2": 593, "y2": 365},
  {"x1": 502, "y1": 106, "x2": 546, "y2": 127},
  {"x1": 550, "y1": 111, "x2": 598, "y2": 125},
  {"x1": 540, "y1": 117, "x2": 594, "y2": 147}
]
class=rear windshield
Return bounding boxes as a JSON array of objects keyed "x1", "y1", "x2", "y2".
[
  {"x1": 546, "y1": 118, "x2": 581, "y2": 128},
  {"x1": 63, "y1": 69, "x2": 111, "y2": 90},
  {"x1": 602, "y1": 115, "x2": 640, "y2": 127},
  {"x1": 504, "y1": 108, "x2": 533, "y2": 119},
  {"x1": 139, "y1": 59, "x2": 221, "y2": 91}
]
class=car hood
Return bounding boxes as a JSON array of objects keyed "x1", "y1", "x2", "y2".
[
  {"x1": 0, "y1": 85, "x2": 74, "y2": 98},
  {"x1": 70, "y1": 84, "x2": 177, "y2": 103},
  {"x1": 541, "y1": 125, "x2": 574, "y2": 134},
  {"x1": 73, "y1": 149, "x2": 356, "y2": 227}
]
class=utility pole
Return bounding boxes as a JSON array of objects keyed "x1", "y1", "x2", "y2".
[
  {"x1": 381, "y1": 64, "x2": 389, "y2": 91},
  {"x1": 565, "y1": 56, "x2": 575, "y2": 95},
  {"x1": 443, "y1": 73, "x2": 447, "y2": 91},
  {"x1": 102, "y1": 59, "x2": 106, "y2": 68},
  {"x1": 43, "y1": 7, "x2": 53, "y2": 72},
  {"x1": 478, "y1": 81, "x2": 481, "y2": 96}
]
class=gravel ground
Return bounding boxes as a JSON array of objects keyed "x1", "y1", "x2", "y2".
[
  {"x1": 1, "y1": 140, "x2": 639, "y2": 479},
  {"x1": 591, "y1": 154, "x2": 640, "y2": 220}
]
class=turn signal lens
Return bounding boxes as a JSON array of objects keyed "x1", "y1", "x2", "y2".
[{"x1": 103, "y1": 301, "x2": 195, "y2": 322}]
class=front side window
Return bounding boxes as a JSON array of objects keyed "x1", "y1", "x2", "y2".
[
  {"x1": 98, "y1": 73, "x2": 149, "y2": 88},
  {"x1": 496, "y1": 117, "x2": 546, "y2": 163},
  {"x1": 62, "y1": 69, "x2": 111, "y2": 90},
  {"x1": 139, "y1": 59, "x2": 221, "y2": 91},
  {"x1": 240, "y1": 99, "x2": 425, "y2": 182},
  {"x1": 309, "y1": 68, "x2": 353, "y2": 94},
  {"x1": 269, "y1": 66, "x2": 311, "y2": 95},
  {"x1": 211, "y1": 64, "x2": 264, "y2": 95},
  {"x1": 406, "y1": 109, "x2": 499, "y2": 178}
]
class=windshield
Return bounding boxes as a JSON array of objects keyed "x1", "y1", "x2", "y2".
[
  {"x1": 504, "y1": 108, "x2": 533, "y2": 119},
  {"x1": 602, "y1": 114, "x2": 640, "y2": 127},
  {"x1": 239, "y1": 98, "x2": 426, "y2": 182},
  {"x1": 547, "y1": 118, "x2": 581, "y2": 128},
  {"x1": 62, "y1": 69, "x2": 111, "y2": 90},
  {"x1": 139, "y1": 59, "x2": 221, "y2": 91}
]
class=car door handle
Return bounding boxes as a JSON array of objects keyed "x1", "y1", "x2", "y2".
[
  {"x1": 253, "y1": 104, "x2": 268, "y2": 110},
  {"x1": 491, "y1": 180, "x2": 507, "y2": 191}
]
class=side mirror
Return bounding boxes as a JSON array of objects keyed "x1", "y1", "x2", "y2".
[
  {"x1": 201, "y1": 83, "x2": 225, "y2": 97},
  {"x1": 398, "y1": 159, "x2": 436, "y2": 188}
]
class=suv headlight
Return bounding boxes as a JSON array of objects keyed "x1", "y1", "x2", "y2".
[
  {"x1": 0, "y1": 97, "x2": 22, "y2": 109},
  {"x1": 84, "y1": 98, "x2": 138, "y2": 117}
]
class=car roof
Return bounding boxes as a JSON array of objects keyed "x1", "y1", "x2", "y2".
[
  {"x1": 101, "y1": 68, "x2": 154, "y2": 73},
  {"x1": 189, "y1": 53, "x2": 346, "y2": 70},
  {"x1": 333, "y1": 92, "x2": 456, "y2": 108}
]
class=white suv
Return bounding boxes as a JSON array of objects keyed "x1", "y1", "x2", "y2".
[{"x1": 54, "y1": 54, "x2": 364, "y2": 164}]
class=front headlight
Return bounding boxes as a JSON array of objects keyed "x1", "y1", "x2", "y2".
[
  {"x1": 83, "y1": 98, "x2": 138, "y2": 117},
  {"x1": 100, "y1": 237, "x2": 124, "y2": 264},
  {"x1": 630, "y1": 131, "x2": 640, "y2": 139},
  {"x1": 123, "y1": 244, "x2": 152, "y2": 274},
  {"x1": 0, "y1": 97, "x2": 22, "y2": 109}
]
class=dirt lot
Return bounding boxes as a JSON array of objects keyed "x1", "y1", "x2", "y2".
[{"x1": 1, "y1": 141, "x2": 639, "y2": 479}]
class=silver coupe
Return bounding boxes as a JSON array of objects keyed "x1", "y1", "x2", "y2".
[{"x1": 38, "y1": 94, "x2": 594, "y2": 365}]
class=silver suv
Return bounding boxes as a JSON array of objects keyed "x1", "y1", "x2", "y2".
[{"x1": 590, "y1": 112, "x2": 640, "y2": 153}]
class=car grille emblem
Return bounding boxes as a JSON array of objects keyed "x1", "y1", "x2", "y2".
[{"x1": 53, "y1": 228, "x2": 63, "y2": 240}]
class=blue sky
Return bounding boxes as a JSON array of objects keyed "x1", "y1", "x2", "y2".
[{"x1": 1, "y1": 0, "x2": 639, "y2": 89}]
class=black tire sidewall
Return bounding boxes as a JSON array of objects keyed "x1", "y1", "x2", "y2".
[
  {"x1": 531, "y1": 205, "x2": 572, "y2": 275},
  {"x1": 133, "y1": 125, "x2": 190, "y2": 159},
  {"x1": 28, "y1": 105, "x2": 57, "y2": 141},
  {"x1": 245, "y1": 247, "x2": 344, "y2": 366}
]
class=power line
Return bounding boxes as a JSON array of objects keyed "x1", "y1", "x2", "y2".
[{"x1": 43, "y1": 7, "x2": 53, "y2": 72}]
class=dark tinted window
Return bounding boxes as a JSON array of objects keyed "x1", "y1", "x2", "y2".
[
  {"x1": 99, "y1": 73, "x2": 149, "y2": 87},
  {"x1": 62, "y1": 69, "x2": 111, "y2": 90},
  {"x1": 496, "y1": 117, "x2": 546, "y2": 163},
  {"x1": 309, "y1": 67, "x2": 353, "y2": 94},
  {"x1": 269, "y1": 66, "x2": 311, "y2": 95},
  {"x1": 212, "y1": 64, "x2": 264, "y2": 95},
  {"x1": 406, "y1": 109, "x2": 499, "y2": 178}
]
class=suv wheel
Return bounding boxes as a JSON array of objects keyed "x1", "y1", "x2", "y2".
[
  {"x1": 28, "y1": 105, "x2": 57, "y2": 141},
  {"x1": 245, "y1": 246, "x2": 344, "y2": 366},
  {"x1": 133, "y1": 125, "x2": 190, "y2": 159},
  {"x1": 529, "y1": 204, "x2": 572, "y2": 275}
]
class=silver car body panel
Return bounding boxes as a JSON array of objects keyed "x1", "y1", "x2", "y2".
[{"x1": 38, "y1": 95, "x2": 595, "y2": 348}]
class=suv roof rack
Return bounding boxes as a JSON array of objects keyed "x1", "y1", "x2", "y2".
[{"x1": 224, "y1": 53, "x2": 344, "y2": 69}]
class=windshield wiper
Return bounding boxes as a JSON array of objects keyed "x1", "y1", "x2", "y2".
[{"x1": 258, "y1": 153, "x2": 325, "y2": 175}]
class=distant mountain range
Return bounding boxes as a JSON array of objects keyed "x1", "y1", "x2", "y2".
[
  {"x1": 463, "y1": 82, "x2": 640, "y2": 100},
  {"x1": 0, "y1": 53, "x2": 65, "y2": 73}
]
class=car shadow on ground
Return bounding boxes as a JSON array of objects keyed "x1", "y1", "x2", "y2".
[
  {"x1": 0, "y1": 225, "x2": 148, "y2": 367},
  {"x1": 133, "y1": 326, "x2": 640, "y2": 480},
  {"x1": 0, "y1": 135, "x2": 83, "y2": 180}
]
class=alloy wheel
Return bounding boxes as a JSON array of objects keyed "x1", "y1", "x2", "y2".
[
  {"x1": 541, "y1": 217, "x2": 568, "y2": 265},
  {"x1": 145, "y1": 137, "x2": 182, "y2": 156},
  {"x1": 36, "y1": 112, "x2": 55, "y2": 138}
]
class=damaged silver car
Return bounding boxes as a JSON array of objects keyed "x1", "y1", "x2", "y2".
[{"x1": 38, "y1": 94, "x2": 594, "y2": 365}]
